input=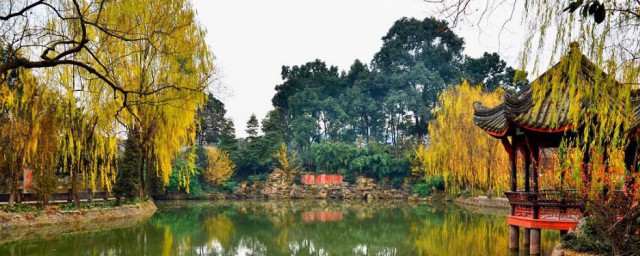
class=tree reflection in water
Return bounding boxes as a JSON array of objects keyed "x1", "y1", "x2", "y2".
[{"x1": 0, "y1": 201, "x2": 559, "y2": 256}]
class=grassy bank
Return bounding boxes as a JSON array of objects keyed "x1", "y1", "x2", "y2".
[{"x1": 0, "y1": 200, "x2": 156, "y2": 230}]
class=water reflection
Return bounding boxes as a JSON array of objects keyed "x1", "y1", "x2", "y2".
[
  {"x1": 301, "y1": 211, "x2": 343, "y2": 222},
  {"x1": 0, "y1": 201, "x2": 559, "y2": 256}
]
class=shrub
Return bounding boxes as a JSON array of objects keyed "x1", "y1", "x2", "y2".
[
  {"x1": 273, "y1": 143, "x2": 301, "y2": 181},
  {"x1": 202, "y1": 147, "x2": 236, "y2": 186},
  {"x1": 425, "y1": 175, "x2": 445, "y2": 191},
  {"x1": 561, "y1": 219, "x2": 612, "y2": 255},
  {"x1": 413, "y1": 183, "x2": 431, "y2": 197},
  {"x1": 0, "y1": 204, "x2": 42, "y2": 213},
  {"x1": 247, "y1": 173, "x2": 268, "y2": 186},
  {"x1": 220, "y1": 181, "x2": 237, "y2": 192}
]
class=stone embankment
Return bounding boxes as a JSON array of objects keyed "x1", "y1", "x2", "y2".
[
  {"x1": 232, "y1": 172, "x2": 411, "y2": 200},
  {"x1": 0, "y1": 201, "x2": 157, "y2": 244},
  {"x1": 454, "y1": 195, "x2": 511, "y2": 208},
  {"x1": 551, "y1": 246, "x2": 602, "y2": 256}
]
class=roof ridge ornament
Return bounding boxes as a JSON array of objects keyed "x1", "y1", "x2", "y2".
[{"x1": 569, "y1": 41, "x2": 580, "y2": 51}]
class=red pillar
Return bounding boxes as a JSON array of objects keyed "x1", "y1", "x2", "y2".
[
  {"x1": 526, "y1": 137, "x2": 541, "y2": 255},
  {"x1": 504, "y1": 136, "x2": 519, "y2": 251},
  {"x1": 523, "y1": 147, "x2": 531, "y2": 246}
]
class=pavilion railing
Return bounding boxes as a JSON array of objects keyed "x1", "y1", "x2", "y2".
[
  {"x1": 504, "y1": 189, "x2": 586, "y2": 221},
  {"x1": 504, "y1": 189, "x2": 585, "y2": 208}
]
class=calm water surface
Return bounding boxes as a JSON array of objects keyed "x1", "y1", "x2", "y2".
[{"x1": 0, "y1": 200, "x2": 559, "y2": 256}]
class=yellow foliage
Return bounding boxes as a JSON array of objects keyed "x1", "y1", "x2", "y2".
[
  {"x1": 0, "y1": 0, "x2": 215, "y2": 202},
  {"x1": 518, "y1": 1, "x2": 640, "y2": 198},
  {"x1": 0, "y1": 69, "x2": 73, "y2": 201},
  {"x1": 88, "y1": 0, "x2": 214, "y2": 186},
  {"x1": 273, "y1": 143, "x2": 301, "y2": 180},
  {"x1": 412, "y1": 81, "x2": 509, "y2": 194},
  {"x1": 176, "y1": 148, "x2": 198, "y2": 193},
  {"x1": 202, "y1": 148, "x2": 236, "y2": 186}
]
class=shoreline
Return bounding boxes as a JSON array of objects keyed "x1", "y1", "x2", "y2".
[
  {"x1": 552, "y1": 246, "x2": 602, "y2": 256},
  {"x1": 0, "y1": 201, "x2": 156, "y2": 245},
  {"x1": 453, "y1": 195, "x2": 511, "y2": 208}
]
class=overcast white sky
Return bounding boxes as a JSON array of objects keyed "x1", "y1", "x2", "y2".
[{"x1": 192, "y1": 0, "x2": 525, "y2": 138}]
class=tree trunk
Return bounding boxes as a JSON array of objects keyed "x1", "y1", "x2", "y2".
[
  {"x1": 8, "y1": 169, "x2": 19, "y2": 207},
  {"x1": 72, "y1": 167, "x2": 81, "y2": 209},
  {"x1": 145, "y1": 148, "x2": 157, "y2": 198},
  {"x1": 139, "y1": 149, "x2": 147, "y2": 199},
  {"x1": 9, "y1": 154, "x2": 26, "y2": 207}
]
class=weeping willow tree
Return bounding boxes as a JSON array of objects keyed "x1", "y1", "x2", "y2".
[
  {"x1": 0, "y1": 69, "x2": 60, "y2": 206},
  {"x1": 0, "y1": 0, "x2": 215, "y2": 207},
  {"x1": 50, "y1": 66, "x2": 119, "y2": 208},
  {"x1": 410, "y1": 81, "x2": 510, "y2": 195},
  {"x1": 78, "y1": 0, "x2": 214, "y2": 198}
]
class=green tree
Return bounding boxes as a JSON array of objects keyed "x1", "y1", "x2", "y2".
[
  {"x1": 373, "y1": 17, "x2": 464, "y2": 140},
  {"x1": 462, "y1": 52, "x2": 526, "y2": 91},
  {"x1": 312, "y1": 141, "x2": 359, "y2": 174},
  {"x1": 197, "y1": 94, "x2": 228, "y2": 145},
  {"x1": 261, "y1": 110, "x2": 286, "y2": 143},
  {"x1": 339, "y1": 63, "x2": 386, "y2": 142},
  {"x1": 114, "y1": 130, "x2": 142, "y2": 203},
  {"x1": 235, "y1": 136, "x2": 278, "y2": 178},
  {"x1": 218, "y1": 118, "x2": 239, "y2": 153},
  {"x1": 245, "y1": 114, "x2": 260, "y2": 140}
]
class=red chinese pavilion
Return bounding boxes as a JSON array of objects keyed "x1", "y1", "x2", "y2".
[{"x1": 473, "y1": 44, "x2": 640, "y2": 255}]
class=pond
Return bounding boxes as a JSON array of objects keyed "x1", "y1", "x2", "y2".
[{"x1": 0, "y1": 200, "x2": 559, "y2": 256}]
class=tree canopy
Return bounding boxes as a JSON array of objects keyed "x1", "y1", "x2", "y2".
[
  {"x1": 0, "y1": 0, "x2": 214, "y2": 207},
  {"x1": 271, "y1": 17, "x2": 518, "y2": 148}
]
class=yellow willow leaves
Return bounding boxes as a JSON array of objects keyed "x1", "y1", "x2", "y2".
[
  {"x1": 412, "y1": 81, "x2": 509, "y2": 194},
  {"x1": 202, "y1": 147, "x2": 236, "y2": 186},
  {"x1": 90, "y1": 0, "x2": 214, "y2": 185},
  {"x1": 538, "y1": 141, "x2": 628, "y2": 194},
  {"x1": 273, "y1": 143, "x2": 301, "y2": 181},
  {"x1": 0, "y1": 70, "x2": 58, "y2": 193},
  {"x1": 176, "y1": 148, "x2": 197, "y2": 193},
  {"x1": 408, "y1": 144, "x2": 428, "y2": 179},
  {"x1": 1, "y1": 0, "x2": 214, "y2": 198},
  {"x1": 529, "y1": 46, "x2": 633, "y2": 196},
  {"x1": 53, "y1": 65, "x2": 119, "y2": 193},
  {"x1": 522, "y1": 1, "x2": 639, "y2": 196}
]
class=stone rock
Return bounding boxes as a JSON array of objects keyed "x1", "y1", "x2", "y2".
[{"x1": 231, "y1": 172, "x2": 412, "y2": 201}]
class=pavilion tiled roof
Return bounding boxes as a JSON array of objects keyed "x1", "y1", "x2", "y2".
[{"x1": 473, "y1": 49, "x2": 640, "y2": 138}]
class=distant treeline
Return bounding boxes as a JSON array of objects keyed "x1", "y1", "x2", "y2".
[{"x1": 196, "y1": 17, "x2": 525, "y2": 184}]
